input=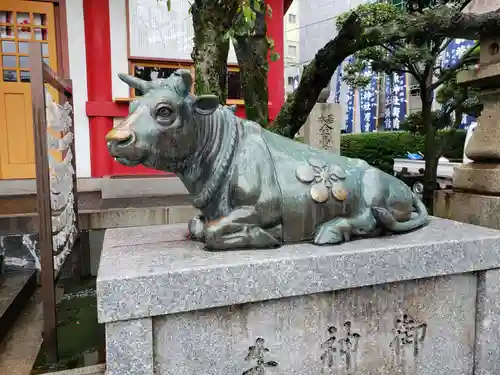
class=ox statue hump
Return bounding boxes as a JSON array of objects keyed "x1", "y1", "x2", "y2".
[{"x1": 106, "y1": 69, "x2": 429, "y2": 251}]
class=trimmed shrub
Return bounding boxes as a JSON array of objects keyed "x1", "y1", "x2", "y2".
[{"x1": 340, "y1": 130, "x2": 466, "y2": 174}]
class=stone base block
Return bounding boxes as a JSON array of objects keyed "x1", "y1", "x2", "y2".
[
  {"x1": 97, "y1": 219, "x2": 500, "y2": 375},
  {"x1": 100, "y1": 176, "x2": 188, "y2": 199},
  {"x1": 434, "y1": 190, "x2": 500, "y2": 229},
  {"x1": 453, "y1": 163, "x2": 500, "y2": 193}
]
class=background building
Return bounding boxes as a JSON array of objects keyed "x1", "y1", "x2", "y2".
[
  {"x1": 284, "y1": 0, "x2": 300, "y2": 97},
  {"x1": 298, "y1": 0, "x2": 376, "y2": 133}
]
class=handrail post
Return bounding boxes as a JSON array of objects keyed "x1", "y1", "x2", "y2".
[{"x1": 29, "y1": 42, "x2": 58, "y2": 363}]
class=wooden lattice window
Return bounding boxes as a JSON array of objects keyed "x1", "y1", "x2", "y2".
[
  {"x1": 129, "y1": 60, "x2": 244, "y2": 103},
  {"x1": 130, "y1": 61, "x2": 195, "y2": 97},
  {"x1": 0, "y1": 9, "x2": 53, "y2": 83}
]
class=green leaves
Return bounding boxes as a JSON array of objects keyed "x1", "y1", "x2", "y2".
[
  {"x1": 340, "y1": 130, "x2": 466, "y2": 173},
  {"x1": 253, "y1": 1, "x2": 262, "y2": 13},
  {"x1": 336, "y1": 3, "x2": 402, "y2": 31},
  {"x1": 242, "y1": 4, "x2": 255, "y2": 22},
  {"x1": 435, "y1": 60, "x2": 481, "y2": 119},
  {"x1": 341, "y1": 62, "x2": 373, "y2": 88},
  {"x1": 337, "y1": 3, "x2": 414, "y2": 87},
  {"x1": 400, "y1": 111, "x2": 448, "y2": 134},
  {"x1": 232, "y1": 1, "x2": 267, "y2": 37},
  {"x1": 223, "y1": 29, "x2": 234, "y2": 41},
  {"x1": 157, "y1": 0, "x2": 172, "y2": 11},
  {"x1": 266, "y1": 37, "x2": 275, "y2": 50},
  {"x1": 270, "y1": 51, "x2": 280, "y2": 62}
]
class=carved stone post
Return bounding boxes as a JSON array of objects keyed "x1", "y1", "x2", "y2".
[{"x1": 303, "y1": 102, "x2": 342, "y2": 154}]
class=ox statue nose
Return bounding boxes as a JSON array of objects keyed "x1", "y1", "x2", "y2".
[{"x1": 105, "y1": 127, "x2": 135, "y2": 147}]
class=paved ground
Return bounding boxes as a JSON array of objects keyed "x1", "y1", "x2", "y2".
[
  {"x1": 43, "y1": 364, "x2": 105, "y2": 375},
  {"x1": 0, "y1": 286, "x2": 101, "y2": 375},
  {"x1": 0, "y1": 292, "x2": 43, "y2": 375}
]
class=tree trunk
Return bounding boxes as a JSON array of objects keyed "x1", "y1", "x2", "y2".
[
  {"x1": 421, "y1": 88, "x2": 438, "y2": 213},
  {"x1": 454, "y1": 108, "x2": 463, "y2": 129},
  {"x1": 232, "y1": 8, "x2": 268, "y2": 125},
  {"x1": 190, "y1": 0, "x2": 238, "y2": 103}
]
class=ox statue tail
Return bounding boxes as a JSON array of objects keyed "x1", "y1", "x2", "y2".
[{"x1": 371, "y1": 193, "x2": 429, "y2": 233}]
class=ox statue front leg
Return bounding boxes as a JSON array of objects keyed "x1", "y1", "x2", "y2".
[
  {"x1": 188, "y1": 215, "x2": 205, "y2": 241},
  {"x1": 202, "y1": 206, "x2": 282, "y2": 250}
]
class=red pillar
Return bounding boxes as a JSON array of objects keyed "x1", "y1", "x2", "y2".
[
  {"x1": 83, "y1": 0, "x2": 114, "y2": 177},
  {"x1": 266, "y1": 0, "x2": 285, "y2": 121}
]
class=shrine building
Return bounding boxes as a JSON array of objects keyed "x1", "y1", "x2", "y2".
[{"x1": 0, "y1": 0, "x2": 289, "y2": 180}]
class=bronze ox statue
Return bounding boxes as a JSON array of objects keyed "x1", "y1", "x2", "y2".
[{"x1": 105, "y1": 69, "x2": 428, "y2": 250}]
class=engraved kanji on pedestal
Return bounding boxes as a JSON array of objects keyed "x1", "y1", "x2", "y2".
[
  {"x1": 390, "y1": 312, "x2": 427, "y2": 365},
  {"x1": 320, "y1": 321, "x2": 361, "y2": 372},
  {"x1": 243, "y1": 338, "x2": 278, "y2": 375}
]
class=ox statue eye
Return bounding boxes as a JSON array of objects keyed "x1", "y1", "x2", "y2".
[{"x1": 156, "y1": 105, "x2": 172, "y2": 118}]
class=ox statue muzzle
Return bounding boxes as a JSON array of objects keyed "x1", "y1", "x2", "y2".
[{"x1": 105, "y1": 122, "x2": 144, "y2": 167}]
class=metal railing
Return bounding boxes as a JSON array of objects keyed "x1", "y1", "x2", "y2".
[{"x1": 29, "y1": 42, "x2": 79, "y2": 363}]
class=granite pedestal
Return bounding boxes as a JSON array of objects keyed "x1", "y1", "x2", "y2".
[{"x1": 97, "y1": 218, "x2": 500, "y2": 375}]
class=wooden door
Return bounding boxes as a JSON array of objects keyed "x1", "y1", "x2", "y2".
[{"x1": 0, "y1": 1, "x2": 57, "y2": 179}]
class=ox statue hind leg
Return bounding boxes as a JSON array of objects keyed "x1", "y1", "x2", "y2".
[
  {"x1": 314, "y1": 209, "x2": 379, "y2": 245},
  {"x1": 313, "y1": 167, "x2": 428, "y2": 245},
  {"x1": 366, "y1": 169, "x2": 428, "y2": 233}
]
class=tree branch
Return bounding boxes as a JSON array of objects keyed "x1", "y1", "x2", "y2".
[
  {"x1": 373, "y1": 44, "x2": 422, "y2": 78},
  {"x1": 431, "y1": 41, "x2": 479, "y2": 89},
  {"x1": 430, "y1": 36, "x2": 447, "y2": 55},
  {"x1": 365, "y1": 7, "x2": 500, "y2": 42},
  {"x1": 438, "y1": 38, "x2": 453, "y2": 54},
  {"x1": 371, "y1": 61, "x2": 416, "y2": 77},
  {"x1": 394, "y1": 68, "x2": 416, "y2": 75}
]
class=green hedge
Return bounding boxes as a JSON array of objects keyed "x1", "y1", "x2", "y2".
[{"x1": 340, "y1": 130, "x2": 466, "y2": 174}]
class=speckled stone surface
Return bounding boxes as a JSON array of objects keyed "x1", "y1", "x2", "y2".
[
  {"x1": 105, "y1": 318, "x2": 153, "y2": 375},
  {"x1": 97, "y1": 217, "x2": 500, "y2": 323},
  {"x1": 474, "y1": 268, "x2": 500, "y2": 375},
  {"x1": 44, "y1": 364, "x2": 105, "y2": 375},
  {"x1": 153, "y1": 273, "x2": 476, "y2": 375}
]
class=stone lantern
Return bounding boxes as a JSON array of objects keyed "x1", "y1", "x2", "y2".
[{"x1": 435, "y1": 26, "x2": 500, "y2": 228}]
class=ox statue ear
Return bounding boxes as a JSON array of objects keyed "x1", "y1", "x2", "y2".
[
  {"x1": 193, "y1": 95, "x2": 219, "y2": 115},
  {"x1": 174, "y1": 69, "x2": 193, "y2": 94},
  {"x1": 118, "y1": 73, "x2": 153, "y2": 94}
]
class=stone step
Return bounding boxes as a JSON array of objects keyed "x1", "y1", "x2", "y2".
[
  {"x1": 0, "y1": 191, "x2": 192, "y2": 218},
  {"x1": 43, "y1": 364, "x2": 105, "y2": 375},
  {"x1": 100, "y1": 176, "x2": 187, "y2": 199},
  {"x1": 0, "y1": 192, "x2": 196, "y2": 235},
  {"x1": 0, "y1": 268, "x2": 37, "y2": 344}
]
